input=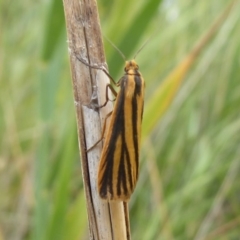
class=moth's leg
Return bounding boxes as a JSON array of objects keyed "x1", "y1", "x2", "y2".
[
  {"x1": 75, "y1": 55, "x2": 117, "y2": 86},
  {"x1": 97, "y1": 84, "x2": 117, "y2": 109},
  {"x1": 87, "y1": 111, "x2": 113, "y2": 152}
]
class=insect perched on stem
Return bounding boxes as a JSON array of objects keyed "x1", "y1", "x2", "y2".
[
  {"x1": 99, "y1": 59, "x2": 144, "y2": 201},
  {"x1": 77, "y1": 51, "x2": 145, "y2": 201}
]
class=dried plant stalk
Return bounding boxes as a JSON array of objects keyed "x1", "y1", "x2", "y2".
[{"x1": 62, "y1": 0, "x2": 130, "y2": 239}]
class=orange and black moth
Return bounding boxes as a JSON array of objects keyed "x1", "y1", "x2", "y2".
[{"x1": 97, "y1": 60, "x2": 145, "y2": 201}]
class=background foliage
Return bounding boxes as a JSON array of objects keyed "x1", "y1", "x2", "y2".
[{"x1": 1, "y1": 0, "x2": 240, "y2": 239}]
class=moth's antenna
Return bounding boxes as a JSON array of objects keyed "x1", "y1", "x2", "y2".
[
  {"x1": 133, "y1": 31, "x2": 157, "y2": 59},
  {"x1": 103, "y1": 35, "x2": 126, "y2": 61}
]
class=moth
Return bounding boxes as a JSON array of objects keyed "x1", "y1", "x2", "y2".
[
  {"x1": 77, "y1": 56, "x2": 145, "y2": 201},
  {"x1": 97, "y1": 59, "x2": 145, "y2": 201}
]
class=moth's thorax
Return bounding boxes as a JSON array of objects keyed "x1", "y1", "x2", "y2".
[{"x1": 124, "y1": 60, "x2": 140, "y2": 75}]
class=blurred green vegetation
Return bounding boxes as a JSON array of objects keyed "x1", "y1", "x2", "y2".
[{"x1": 1, "y1": 0, "x2": 240, "y2": 239}]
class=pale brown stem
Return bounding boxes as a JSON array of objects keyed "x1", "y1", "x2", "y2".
[{"x1": 62, "y1": 0, "x2": 131, "y2": 239}]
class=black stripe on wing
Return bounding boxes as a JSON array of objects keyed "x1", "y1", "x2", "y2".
[{"x1": 132, "y1": 74, "x2": 143, "y2": 180}]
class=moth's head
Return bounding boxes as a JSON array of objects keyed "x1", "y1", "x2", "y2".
[{"x1": 124, "y1": 60, "x2": 139, "y2": 72}]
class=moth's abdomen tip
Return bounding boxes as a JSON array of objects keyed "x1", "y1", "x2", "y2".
[{"x1": 99, "y1": 190, "x2": 131, "y2": 201}]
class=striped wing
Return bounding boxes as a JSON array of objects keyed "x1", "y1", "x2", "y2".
[{"x1": 97, "y1": 73, "x2": 144, "y2": 201}]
